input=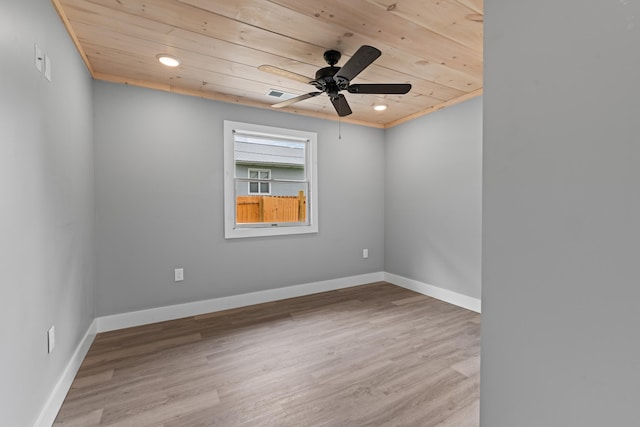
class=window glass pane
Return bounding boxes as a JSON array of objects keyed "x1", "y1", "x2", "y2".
[
  {"x1": 235, "y1": 135, "x2": 306, "y2": 179},
  {"x1": 235, "y1": 138, "x2": 307, "y2": 222}
]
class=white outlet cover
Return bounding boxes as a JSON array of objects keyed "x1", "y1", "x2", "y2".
[
  {"x1": 44, "y1": 54, "x2": 52, "y2": 82},
  {"x1": 363, "y1": 249, "x2": 369, "y2": 259},
  {"x1": 47, "y1": 326, "x2": 55, "y2": 354},
  {"x1": 174, "y1": 268, "x2": 184, "y2": 282}
]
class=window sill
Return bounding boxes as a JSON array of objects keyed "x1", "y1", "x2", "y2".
[{"x1": 224, "y1": 223, "x2": 318, "y2": 239}]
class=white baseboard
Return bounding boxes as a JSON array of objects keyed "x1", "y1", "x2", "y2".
[
  {"x1": 33, "y1": 318, "x2": 97, "y2": 427},
  {"x1": 96, "y1": 271, "x2": 480, "y2": 333},
  {"x1": 97, "y1": 272, "x2": 385, "y2": 333},
  {"x1": 384, "y1": 272, "x2": 481, "y2": 313}
]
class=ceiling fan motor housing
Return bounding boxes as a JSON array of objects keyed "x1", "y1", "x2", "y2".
[{"x1": 312, "y1": 66, "x2": 343, "y2": 97}]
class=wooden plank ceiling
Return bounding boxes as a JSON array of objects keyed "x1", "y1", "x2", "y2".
[{"x1": 53, "y1": 0, "x2": 483, "y2": 128}]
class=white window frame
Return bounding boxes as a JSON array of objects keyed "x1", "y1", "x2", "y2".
[
  {"x1": 224, "y1": 120, "x2": 318, "y2": 239},
  {"x1": 247, "y1": 168, "x2": 271, "y2": 195}
]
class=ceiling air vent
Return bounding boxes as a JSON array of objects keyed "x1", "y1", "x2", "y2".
[{"x1": 266, "y1": 89, "x2": 297, "y2": 100}]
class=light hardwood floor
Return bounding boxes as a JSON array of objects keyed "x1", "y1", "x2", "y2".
[{"x1": 54, "y1": 282, "x2": 480, "y2": 426}]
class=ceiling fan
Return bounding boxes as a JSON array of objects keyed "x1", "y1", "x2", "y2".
[{"x1": 259, "y1": 45, "x2": 411, "y2": 117}]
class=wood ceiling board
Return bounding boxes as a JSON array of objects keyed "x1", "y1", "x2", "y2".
[
  {"x1": 454, "y1": 0, "x2": 483, "y2": 15},
  {"x1": 363, "y1": 0, "x2": 483, "y2": 52},
  {"x1": 268, "y1": 0, "x2": 482, "y2": 76},
  {"x1": 67, "y1": 3, "x2": 461, "y2": 102},
  {"x1": 75, "y1": 0, "x2": 472, "y2": 98},
  {"x1": 64, "y1": 0, "x2": 480, "y2": 83},
  {"x1": 81, "y1": 0, "x2": 328, "y2": 64},
  {"x1": 54, "y1": 0, "x2": 483, "y2": 127},
  {"x1": 368, "y1": 45, "x2": 480, "y2": 92},
  {"x1": 74, "y1": 27, "x2": 315, "y2": 95},
  {"x1": 63, "y1": 2, "x2": 286, "y2": 65},
  {"x1": 87, "y1": 49, "x2": 417, "y2": 123},
  {"x1": 178, "y1": 0, "x2": 476, "y2": 92},
  {"x1": 63, "y1": 0, "x2": 176, "y2": 34},
  {"x1": 86, "y1": 50, "x2": 313, "y2": 103},
  {"x1": 63, "y1": 2, "x2": 326, "y2": 84}
]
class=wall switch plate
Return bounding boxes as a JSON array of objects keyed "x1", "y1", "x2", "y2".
[
  {"x1": 34, "y1": 44, "x2": 43, "y2": 72},
  {"x1": 47, "y1": 326, "x2": 55, "y2": 354},
  {"x1": 174, "y1": 268, "x2": 184, "y2": 282},
  {"x1": 44, "y1": 54, "x2": 52, "y2": 81},
  {"x1": 363, "y1": 248, "x2": 369, "y2": 259}
]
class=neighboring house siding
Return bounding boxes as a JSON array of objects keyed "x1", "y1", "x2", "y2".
[{"x1": 235, "y1": 164, "x2": 304, "y2": 196}]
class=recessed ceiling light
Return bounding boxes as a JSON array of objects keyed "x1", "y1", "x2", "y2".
[
  {"x1": 374, "y1": 104, "x2": 387, "y2": 111},
  {"x1": 156, "y1": 54, "x2": 181, "y2": 67}
]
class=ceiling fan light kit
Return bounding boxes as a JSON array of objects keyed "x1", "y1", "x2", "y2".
[{"x1": 261, "y1": 45, "x2": 411, "y2": 117}]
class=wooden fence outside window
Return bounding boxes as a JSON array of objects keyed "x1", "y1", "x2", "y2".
[{"x1": 236, "y1": 190, "x2": 306, "y2": 223}]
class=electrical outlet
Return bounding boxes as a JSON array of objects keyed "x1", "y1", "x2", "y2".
[
  {"x1": 47, "y1": 326, "x2": 55, "y2": 354},
  {"x1": 363, "y1": 248, "x2": 369, "y2": 259},
  {"x1": 174, "y1": 268, "x2": 184, "y2": 282}
]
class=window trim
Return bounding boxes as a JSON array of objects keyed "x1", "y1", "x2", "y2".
[
  {"x1": 247, "y1": 168, "x2": 271, "y2": 195},
  {"x1": 223, "y1": 120, "x2": 318, "y2": 239}
]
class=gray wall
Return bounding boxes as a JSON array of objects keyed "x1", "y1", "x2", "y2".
[
  {"x1": 384, "y1": 98, "x2": 482, "y2": 299},
  {"x1": 0, "y1": 1, "x2": 95, "y2": 426},
  {"x1": 482, "y1": 1, "x2": 640, "y2": 426},
  {"x1": 94, "y1": 81, "x2": 385, "y2": 316}
]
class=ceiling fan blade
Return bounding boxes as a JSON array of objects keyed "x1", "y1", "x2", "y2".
[
  {"x1": 347, "y1": 83, "x2": 412, "y2": 94},
  {"x1": 334, "y1": 45, "x2": 381, "y2": 85},
  {"x1": 258, "y1": 65, "x2": 313, "y2": 84},
  {"x1": 330, "y1": 94, "x2": 353, "y2": 117},
  {"x1": 271, "y1": 92, "x2": 322, "y2": 108}
]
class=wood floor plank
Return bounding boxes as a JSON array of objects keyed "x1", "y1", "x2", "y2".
[
  {"x1": 53, "y1": 408, "x2": 103, "y2": 426},
  {"x1": 55, "y1": 282, "x2": 480, "y2": 426},
  {"x1": 451, "y1": 355, "x2": 481, "y2": 378}
]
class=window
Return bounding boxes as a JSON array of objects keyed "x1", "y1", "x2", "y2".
[
  {"x1": 224, "y1": 121, "x2": 318, "y2": 239},
  {"x1": 248, "y1": 169, "x2": 271, "y2": 195}
]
